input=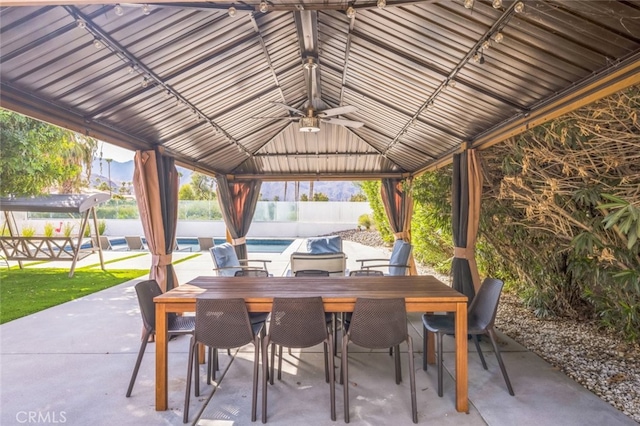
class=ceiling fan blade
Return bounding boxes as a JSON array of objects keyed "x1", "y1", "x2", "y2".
[
  {"x1": 318, "y1": 105, "x2": 358, "y2": 118},
  {"x1": 271, "y1": 102, "x2": 305, "y2": 116},
  {"x1": 251, "y1": 116, "x2": 299, "y2": 120},
  {"x1": 322, "y1": 118, "x2": 365, "y2": 128}
]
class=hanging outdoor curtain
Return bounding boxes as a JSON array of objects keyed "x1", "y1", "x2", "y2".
[
  {"x1": 380, "y1": 177, "x2": 417, "y2": 275},
  {"x1": 132, "y1": 148, "x2": 179, "y2": 292},
  {"x1": 451, "y1": 149, "x2": 483, "y2": 301},
  {"x1": 216, "y1": 175, "x2": 262, "y2": 261}
]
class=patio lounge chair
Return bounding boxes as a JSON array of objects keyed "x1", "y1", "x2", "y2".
[
  {"x1": 125, "y1": 236, "x2": 145, "y2": 251},
  {"x1": 197, "y1": 237, "x2": 215, "y2": 252},
  {"x1": 209, "y1": 243, "x2": 271, "y2": 276},
  {"x1": 174, "y1": 238, "x2": 192, "y2": 252},
  {"x1": 98, "y1": 236, "x2": 112, "y2": 250},
  {"x1": 356, "y1": 239, "x2": 412, "y2": 276}
]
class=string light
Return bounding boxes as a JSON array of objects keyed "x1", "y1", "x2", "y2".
[
  {"x1": 114, "y1": 4, "x2": 124, "y2": 16},
  {"x1": 141, "y1": 77, "x2": 149, "y2": 88},
  {"x1": 77, "y1": 19, "x2": 86, "y2": 29},
  {"x1": 259, "y1": 1, "x2": 268, "y2": 13},
  {"x1": 494, "y1": 32, "x2": 504, "y2": 43},
  {"x1": 514, "y1": 2, "x2": 525, "y2": 13},
  {"x1": 141, "y1": 4, "x2": 151, "y2": 15},
  {"x1": 346, "y1": 6, "x2": 356, "y2": 18},
  {"x1": 93, "y1": 39, "x2": 104, "y2": 49},
  {"x1": 492, "y1": 0, "x2": 502, "y2": 8},
  {"x1": 228, "y1": 7, "x2": 237, "y2": 17},
  {"x1": 377, "y1": 0, "x2": 386, "y2": 9},
  {"x1": 463, "y1": 0, "x2": 474, "y2": 9},
  {"x1": 482, "y1": 40, "x2": 491, "y2": 50}
]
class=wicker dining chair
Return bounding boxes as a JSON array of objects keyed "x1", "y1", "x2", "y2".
[
  {"x1": 184, "y1": 298, "x2": 264, "y2": 423},
  {"x1": 126, "y1": 280, "x2": 195, "y2": 398},
  {"x1": 261, "y1": 296, "x2": 335, "y2": 423},
  {"x1": 341, "y1": 297, "x2": 417, "y2": 423},
  {"x1": 294, "y1": 270, "x2": 336, "y2": 357},
  {"x1": 203, "y1": 267, "x2": 269, "y2": 384}
]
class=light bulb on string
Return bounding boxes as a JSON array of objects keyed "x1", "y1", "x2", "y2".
[
  {"x1": 93, "y1": 39, "x2": 104, "y2": 49},
  {"x1": 77, "y1": 19, "x2": 86, "y2": 29},
  {"x1": 228, "y1": 7, "x2": 237, "y2": 17},
  {"x1": 463, "y1": 0, "x2": 474, "y2": 9},
  {"x1": 514, "y1": 2, "x2": 525, "y2": 13},
  {"x1": 259, "y1": 1, "x2": 268, "y2": 13},
  {"x1": 346, "y1": 6, "x2": 356, "y2": 18},
  {"x1": 482, "y1": 40, "x2": 490, "y2": 51},
  {"x1": 493, "y1": 32, "x2": 504, "y2": 43},
  {"x1": 141, "y1": 4, "x2": 151, "y2": 15},
  {"x1": 114, "y1": 4, "x2": 124, "y2": 16},
  {"x1": 377, "y1": 0, "x2": 386, "y2": 9},
  {"x1": 492, "y1": 0, "x2": 502, "y2": 9}
]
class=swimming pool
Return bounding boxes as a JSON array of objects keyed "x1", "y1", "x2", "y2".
[{"x1": 108, "y1": 237, "x2": 294, "y2": 253}]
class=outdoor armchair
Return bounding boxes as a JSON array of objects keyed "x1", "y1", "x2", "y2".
[
  {"x1": 422, "y1": 277, "x2": 515, "y2": 397},
  {"x1": 209, "y1": 243, "x2": 271, "y2": 276},
  {"x1": 356, "y1": 239, "x2": 412, "y2": 276}
]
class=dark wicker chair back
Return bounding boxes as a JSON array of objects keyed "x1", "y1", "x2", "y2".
[
  {"x1": 342, "y1": 297, "x2": 417, "y2": 423},
  {"x1": 349, "y1": 270, "x2": 384, "y2": 276},
  {"x1": 347, "y1": 298, "x2": 408, "y2": 349}
]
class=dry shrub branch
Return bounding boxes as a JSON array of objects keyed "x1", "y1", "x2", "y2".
[{"x1": 479, "y1": 86, "x2": 640, "y2": 341}]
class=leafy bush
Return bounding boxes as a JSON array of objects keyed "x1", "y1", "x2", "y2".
[
  {"x1": 358, "y1": 214, "x2": 372, "y2": 230},
  {"x1": 44, "y1": 222, "x2": 55, "y2": 237},
  {"x1": 360, "y1": 181, "x2": 393, "y2": 243},
  {"x1": 21, "y1": 225, "x2": 36, "y2": 237}
]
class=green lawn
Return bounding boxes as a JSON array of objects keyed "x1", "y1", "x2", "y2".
[
  {"x1": 0, "y1": 267, "x2": 148, "y2": 324},
  {"x1": 0, "y1": 253, "x2": 203, "y2": 324}
]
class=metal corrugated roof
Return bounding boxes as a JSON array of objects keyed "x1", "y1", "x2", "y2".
[{"x1": 1, "y1": 1, "x2": 639, "y2": 180}]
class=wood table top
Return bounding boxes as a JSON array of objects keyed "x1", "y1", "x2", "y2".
[{"x1": 155, "y1": 275, "x2": 467, "y2": 307}]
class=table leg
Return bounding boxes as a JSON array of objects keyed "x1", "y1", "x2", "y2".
[
  {"x1": 454, "y1": 301, "x2": 468, "y2": 413},
  {"x1": 155, "y1": 303, "x2": 168, "y2": 410},
  {"x1": 427, "y1": 331, "x2": 436, "y2": 364}
]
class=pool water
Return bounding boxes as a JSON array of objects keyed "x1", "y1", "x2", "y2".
[{"x1": 108, "y1": 237, "x2": 293, "y2": 253}]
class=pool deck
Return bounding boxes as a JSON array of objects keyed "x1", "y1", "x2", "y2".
[{"x1": 0, "y1": 239, "x2": 635, "y2": 425}]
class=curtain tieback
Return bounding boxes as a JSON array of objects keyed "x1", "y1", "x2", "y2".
[
  {"x1": 394, "y1": 232, "x2": 407, "y2": 240},
  {"x1": 152, "y1": 254, "x2": 173, "y2": 266},
  {"x1": 232, "y1": 237, "x2": 246, "y2": 245},
  {"x1": 453, "y1": 246, "x2": 474, "y2": 259}
]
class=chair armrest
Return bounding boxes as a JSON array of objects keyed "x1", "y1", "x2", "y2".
[
  {"x1": 362, "y1": 263, "x2": 410, "y2": 269},
  {"x1": 356, "y1": 258, "x2": 390, "y2": 267}
]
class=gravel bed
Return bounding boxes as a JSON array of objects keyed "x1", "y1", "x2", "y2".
[{"x1": 338, "y1": 230, "x2": 640, "y2": 424}]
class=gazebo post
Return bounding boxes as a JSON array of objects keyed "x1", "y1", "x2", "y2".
[{"x1": 91, "y1": 206, "x2": 105, "y2": 271}]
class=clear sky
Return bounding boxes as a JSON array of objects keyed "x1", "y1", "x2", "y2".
[{"x1": 97, "y1": 142, "x2": 134, "y2": 163}]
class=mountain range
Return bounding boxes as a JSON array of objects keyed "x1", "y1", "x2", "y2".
[{"x1": 90, "y1": 158, "x2": 363, "y2": 201}]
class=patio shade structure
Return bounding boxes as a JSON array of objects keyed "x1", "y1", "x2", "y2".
[
  {"x1": 451, "y1": 149, "x2": 483, "y2": 301},
  {"x1": 0, "y1": 1, "x2": 638, "y2": 183},
  {"x1": 0, "y1": 193, "x2": 110, "y2": 277},
  {"x1": 215, "y1": 175, "x2": 262, "y2": 261},
  {"x1": 132, "y1": 149, "x2": 180, "y2": 292}
]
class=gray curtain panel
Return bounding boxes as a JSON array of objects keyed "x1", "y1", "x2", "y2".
[{"x1": 216, "y1": 175, "x2": 262, "y2": 261}]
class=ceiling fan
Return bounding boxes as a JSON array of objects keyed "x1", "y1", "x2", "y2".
[{"x1": 254, "y1": 58, "x2": 364, "y2": 132}]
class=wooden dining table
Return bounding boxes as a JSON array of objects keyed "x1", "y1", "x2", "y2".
[{"x1": 154, "y1": 275, "x2": 469, "y2": 413}]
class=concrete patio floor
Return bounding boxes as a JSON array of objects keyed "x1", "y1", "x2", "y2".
[{"x1": 0, "y1": 239, "x2": 635, "y2": 425}]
